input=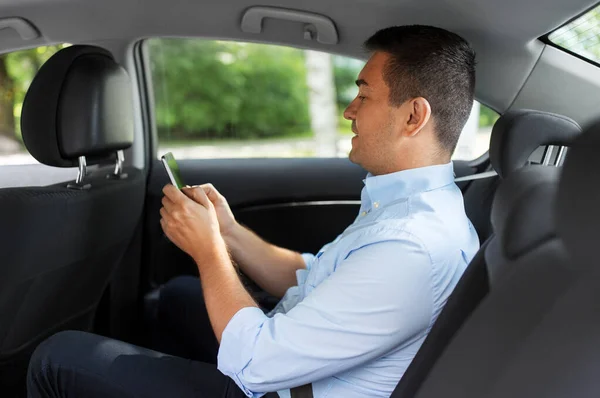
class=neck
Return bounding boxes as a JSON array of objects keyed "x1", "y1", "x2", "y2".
[{"x1": 369, "y1": 153, "x2": 450, "y2": 176}]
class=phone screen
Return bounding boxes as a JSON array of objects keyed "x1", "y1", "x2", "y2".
[{"x1": 161, "y1": 152, "x2": 185, "y2": 189}]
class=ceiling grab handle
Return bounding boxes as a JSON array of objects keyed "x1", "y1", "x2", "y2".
[
  {"x1": 0, "y1": 18, "x2": 40, "y2": 40},
  {"x1": 241, "y1": 6, "x2": 339, "y2": 45}
]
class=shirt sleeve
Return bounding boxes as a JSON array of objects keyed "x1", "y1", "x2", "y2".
[{"x1": 217, "y1": 237, "x2": 434, "y2": 397}]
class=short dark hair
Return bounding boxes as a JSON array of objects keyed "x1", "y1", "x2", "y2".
[{"x1": 364, "y1": 25, "x2": 476, "y2": 154}]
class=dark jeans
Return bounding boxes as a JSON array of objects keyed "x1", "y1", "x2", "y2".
[{"x1": 27, "y1": 276, "x2": 278, "y2": 398}]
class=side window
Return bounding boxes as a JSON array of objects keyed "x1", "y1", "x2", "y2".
[
  {"x1": 147, "y1": 38, "x2": 496, "y2": 160},
  {"x1": 453, "y1": 102, "x2": 498, "y2": 160},
  {"x1": 0, "y1": 45, "x2": 68, "y2": 166}
]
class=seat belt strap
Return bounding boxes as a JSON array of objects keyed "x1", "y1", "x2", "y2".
[
  {"x1": 454, "y1": 170, "x2": 498, "y2": 182},
  {"x1": 290, "y1": 384, "x2": 314, "y2": 398}
]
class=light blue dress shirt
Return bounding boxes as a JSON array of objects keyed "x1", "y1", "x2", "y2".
[{"x1": 218, "y1": 162, "x2": 480, "y2": 397}]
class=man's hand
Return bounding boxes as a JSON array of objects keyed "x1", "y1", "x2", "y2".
[
  {"x1": 185, "y1": 184, "x2": 238, "y2": 238},
  {"x1": 160, "y1": 184, "x2": 226, "y2": 263},
  {"x1": 177, "y1": 184, "x2": 305, "y2": 299},
  {"x1": 162, "y1": 184, "x2": 259, "y2": 342}
]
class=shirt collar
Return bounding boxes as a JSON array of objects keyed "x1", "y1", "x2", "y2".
[{"x1": 361, "y1": 162, "x2": 455, "y2": 211}]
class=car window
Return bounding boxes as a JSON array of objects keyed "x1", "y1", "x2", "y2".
[
  {"x1": 147, "y1": 38, "x2": 496, "y2": 160},
  {"x1": 548, "y1": 4, "x2": 600, "y2": 64},
  {"x1": 0, "y1": 45, "x2": 69, "y2": 166}
]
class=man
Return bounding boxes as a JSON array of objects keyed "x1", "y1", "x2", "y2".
[{"x1": 27, "y1": 25, "x2": 479, "y2": 398}]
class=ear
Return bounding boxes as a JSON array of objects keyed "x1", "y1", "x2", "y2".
[{"x1": 404, "y1": 97, "x2": 432, "y2": 137}]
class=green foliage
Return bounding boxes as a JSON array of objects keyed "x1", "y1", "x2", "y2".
[
  {"x1": 0, "y1": 44, "x2": 66, "y2": 141},
  {"x1": 479, "y1": 105, "x2": 499, "y2": 128},
  {"x1": 333, "y1": 56, "x2": 364, "y2": 110},
  {"x1": 150, "y1": 39, "x2": 366, "y2": 141},
  {"x1": 150, "y1": 39, "x2": 313, "y2": 140},
  {"x1": 550, "y1": 6, "x2": 600, "y2": 62}
]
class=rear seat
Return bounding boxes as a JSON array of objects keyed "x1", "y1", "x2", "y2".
[
  {"x1": 463, "y1": 109, "x2": 581, "y2": 243},
  {"x1": 391, "y1": 109, "x2": 581, "y2": 398}
]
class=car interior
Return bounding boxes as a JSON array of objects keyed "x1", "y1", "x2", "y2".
[{"x1": 1, "y1": 0, "x2": 600, "y2": 396}]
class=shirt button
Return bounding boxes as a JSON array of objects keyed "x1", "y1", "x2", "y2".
[
  {"x1": 373, "y1": 201, "x2": 380, "y2": 209},
  {"x1": 361, "y1": 211, "x2": 367, "y2": 217}
]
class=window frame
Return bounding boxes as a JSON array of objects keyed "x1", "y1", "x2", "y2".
[{"x1": 136, "y1": 40, "x2": 160, "y2": 163}]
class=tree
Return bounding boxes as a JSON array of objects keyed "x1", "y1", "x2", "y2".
[
  {"x1": 0, "y1": 44, "x2": 65, "y2": 153},
  {"x1": 305, "y1": 50, "x2": 338, "y2": 156},
  {"x1": 150, "y1": 39, "x2": 311, "y2": 141}
]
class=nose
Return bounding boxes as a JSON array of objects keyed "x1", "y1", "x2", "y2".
[{"x1": 344, "y1": 98, "x2": 358, "y2": 121}]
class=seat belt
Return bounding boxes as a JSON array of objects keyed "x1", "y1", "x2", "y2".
[
  {"x1": 290, "y1": 384, "x2": 314, "y2": 398},
  {"x1": 454, "y1": 170, "x2": 497, "y2": 182}
]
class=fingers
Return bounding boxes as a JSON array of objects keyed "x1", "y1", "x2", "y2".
[
  {"x1": 182, "y1": 186, "x2": 211, "y2": 208},
  {"x1": 163, "y1": 184, "x2": 185, "y2": 203},
  {"x1": 161, "y1": 196, "x2": 175, "y2": 212}
]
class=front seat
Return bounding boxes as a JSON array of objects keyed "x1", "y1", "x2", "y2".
[
  {"x1": 410, "y1": 119, "x2": 600, "y2": 398},
  {"x1": 0, "y1": 46, "x2": 145, "y2": 392},
  {"x1": 391, "y1": 109, "x2": 581, "y2": 397},
  {"x1": 463, "y1": 109, "x2": 581, "y2": 243}
]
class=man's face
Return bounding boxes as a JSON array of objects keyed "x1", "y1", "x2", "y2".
[{"x1": 343, "y1": 52, "x2": 403, "y2": 174}]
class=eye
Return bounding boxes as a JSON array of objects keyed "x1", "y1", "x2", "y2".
[{"x1": 357, "y1": 95, "x2": 366, "y2": 102}]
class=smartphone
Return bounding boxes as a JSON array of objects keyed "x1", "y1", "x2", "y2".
[{"x1": 160, "y1": 152, "x2": 185, "y2": 189}]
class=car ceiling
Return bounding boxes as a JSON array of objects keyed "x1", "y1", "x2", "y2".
[{"x1": 0, "y1": 0, "x2": 598, "y2": 122}]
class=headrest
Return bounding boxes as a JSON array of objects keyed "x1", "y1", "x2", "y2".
[
  {"x1": 557, "y1": 119, "x2": 600, "y2": 268},
  {"x1": 21, "y1": 45, "x2": 134, "y2": 168},
  {"x1": 491, "y1": 165, "x2": 560, "y2": 260},
  {"x1": 490, "y1": 109, "x2": 581, "y2": 178}
]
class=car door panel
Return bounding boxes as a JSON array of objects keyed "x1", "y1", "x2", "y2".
[{"x1": 143, "y1": 158, "x2": 477, "y2": 287}]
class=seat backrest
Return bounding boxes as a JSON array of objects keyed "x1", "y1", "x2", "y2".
[
  {"x1": 464, "y1": 109, "x2": 581, "y2": 243},
  {"x1": 0, "y1": 46, "x2": 145, "y2": 391},
  {"x1": 408, "y1": 120, "x2": 600, "y2": 398},
  {"x1": 392, "y1": 109, "x2": 581, "y2": 398}
]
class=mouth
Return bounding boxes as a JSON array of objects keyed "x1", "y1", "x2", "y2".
[{"x1": 351, "y1": 122, "x2": 358, "y2": 135}]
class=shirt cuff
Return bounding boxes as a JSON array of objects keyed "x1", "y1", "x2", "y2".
[
  {"x1": 218, "y1": 306, "x2": 268, "y2": 397},
  {"x1": 301, "y1": 253, "x2": 315, "y2": 271}
]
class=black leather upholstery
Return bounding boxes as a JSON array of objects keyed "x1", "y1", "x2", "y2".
[
  {"x1": 465, "y1": 109, "x2": 581, "y2": 243},
  {"x1": 21, "y1": 45, "x2": 134, "y2": 167},
  {"x1": 491, "y1": 166, "x2": 559, "y2": 261},
  {"x1": 556, "y1": 122, "x2": 600, "y2": 269},
  {"x1": 0, "y1": 46, "x2": 144, "y2": 393},
  {"x1": 490, "y1": 109, "x2": 581, "y2": 178}
]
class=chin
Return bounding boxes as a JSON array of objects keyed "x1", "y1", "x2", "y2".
[{"x1": 348, "y1": 149, "x2": 360, "y2": 166}]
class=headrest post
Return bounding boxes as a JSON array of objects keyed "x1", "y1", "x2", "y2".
[
  {"x1": 114, "y1": 150, "x2": 124, "y2": 175},
  {"x1": 67, "y1": 156, "x2": 91, "y2": 190},
  {"x1": 76, "y1": 156, "x2": 87, "y2": 184},
  {"x1": 542, "y1": 145, "x2": 555, "y2": 165},
  {"x1": 555, "y1": 146, "x2": 567, "y2": 166},
  {"x1": 107, "y1": 150, "x2": 128, "y2": 180}
]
